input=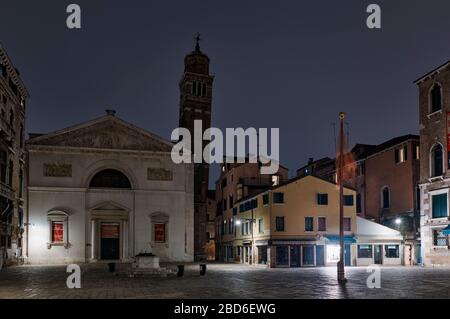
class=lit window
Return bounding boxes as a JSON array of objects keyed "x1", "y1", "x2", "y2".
[
  {"x1": 154, "y1": 223, "x2": 166, "y2": 242},
  {"x1": 51, "y1": 222, "x2": 64, "y2": 243},
  {"x1": 394, "y1": 146, "x2": 408, "y2": 164},
  {"x1": 384, "y1": 245, "x2": 399, "y2": 258},
  {"x1": 357, "y1": 245, "x2": 372, "y2": 258}
]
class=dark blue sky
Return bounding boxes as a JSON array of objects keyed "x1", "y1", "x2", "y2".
[{"x1": 1, "y1": 0, "x2": 450, "y2": 183}]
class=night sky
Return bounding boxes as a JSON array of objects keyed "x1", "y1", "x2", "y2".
[{"x1": 1, "y1": 0, "x2": 450, "y2": 184}]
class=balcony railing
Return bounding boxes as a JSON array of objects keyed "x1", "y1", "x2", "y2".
[
  {"x1": 0, "y1": 182, "x2": 14, "y2": 200},
  {"x1": 0, "y1": 116, "x2": 13, "y2": 139}
]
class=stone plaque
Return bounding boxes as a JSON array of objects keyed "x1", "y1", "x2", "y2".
[
  {"x1": 147, "y1": 168, "x2": 173, "y2": 181},
  {"x1": 44, "y1": 163, "x2": 72, "y2": 177}
]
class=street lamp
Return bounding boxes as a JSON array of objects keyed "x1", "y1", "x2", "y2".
[
  {"x1": 395, "y1": 218, "x2": 402, "y2": 225},
  {"x1": 337, "y1": 111, "x2": 347, "y2": 285}
]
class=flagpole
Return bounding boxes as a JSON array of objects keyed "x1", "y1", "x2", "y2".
[{"x1": 338, "y1": 112, "x2": 347, "y2": 284}]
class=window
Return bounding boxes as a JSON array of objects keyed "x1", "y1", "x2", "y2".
[
  {"x1": 384, "y1": 245, "x2": 399, "y2": 258},
  {"x1": 9, "y1": 110, "x2": 14, "y2": 126},
  {"x1": 245, "y1": 222, "x2": 249, "y2": 235},
  {"x1": 273, "y1": 192, "x2": 284, "y2": 204},
  {"x1": 431, "y1": 144, "x2": 444, "y2": 177},
  {"x1": 394, "y1": 147, "x2": 407, "y2": 163},
  {"x1": 89, "y1": 169, "x2": 131, "y2": 189},
  {"x1": 252, "y1": 198, "x2": 258, "y2": 209},
  {"x1": 47, "y1": 211, "x2": 69, "y2": 248},
  {"x1": 357, "y1": 163, "x2": 365, "y2": 176},
  {"x1": 430, "y1": 83, "x2": 442, "y2": 113},
  {"x1": 276, "y1": 246, "x2": 289, "y2": 265},
  {"x1": 356, "y1": 193, "x2": 362, "y2": 214},
  {"x1": 7, "y1": 160, "x2": 13, "y2": 186},
  {"x1": 239, "y1": 203, "x2": 244, "y2": 213},
  {"x1": 382, "y1": 187, "x2": 390, "y2": 209},
  {"x1": 343, "y1": 217, "x2": 351, "y2": 231},
  {"x1": 263, "y1": 194, "x2": 269, "y2": 205},
  {"x1": 272, "y1": 175, "x2": 280, "y2": 186},
  {"x1": 229, "y1": 195, "x2": 233, "y2": 208},
  {"x1": 413, "y1": 143, "x2": 420, "y2": 160},
  {"x1": 51, "y1": 222, "x2": 64, "y2": 243},
  {"x1": 232, "y1": 207, "x2": 237, "y2": 215},
  {"x1": 357, "y1": 245, "x2": 373, "y2": 258},
  {"x1": 223, "y1": 199, "x2": 227, "y2": 211},
  {"x1": 276, "y1": 216, "x2": 285, "y2": 231},
  {"x1": 305, "y1": 217, "x2": 314, "y2": 231},
  {"x1": 317, "y1": 193, "x2": 328, "y2": 205},
  {"x1": 154, "y1": 223, "x2": 166, "y2": 242},
  {"x1": 344, "y1": 195, "x2": 354, "y2": 206},
  {"x1": 318, "y1": 217, "x2": 326, "y2": 231},
  {"x1": 151, "y1": 212, "x2": 169, "y2": 243},
  {"x1": 432, "y1": 193, "x2": 448, "y2": 218},
  {"x1": 258, "y1": 218, "x2": 264, "y2": 233},
  {"x1": 0, "y1": 150, "x2": 7, "y2": 183},
  {"x1": 433, "y1": 230, "x2": 448, "y2": 246}
]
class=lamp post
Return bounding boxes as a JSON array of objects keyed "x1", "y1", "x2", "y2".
[{"x1": 337, "y1": 112, "x2": 347, "y2": 284}]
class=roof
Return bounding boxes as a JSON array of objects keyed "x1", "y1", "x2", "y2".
[
  {"x1": 235, "y1": 174, "x2": 356, "y2": 204},
  {"x1": 0, "y1": 43, "x2": 29, "y2": 97},
  {"x1": 26, "y1": 111, "x2": 175, "y2": 150},
  {"x1": 356, "y1": 217, "x2": 403, "y2": 240},
  {"x1": 414, "y1": 60, "x2": 450, "y2": 84},
  {"x1": 366, "y1": 134, "x2": 419, "y2": 158}
]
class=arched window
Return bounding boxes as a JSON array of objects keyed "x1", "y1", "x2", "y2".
[
  {"x1": 431, "y1": 144, "x2": 443, "y2": 177},
  {"x1": 382, "y1": 187, "x2": 390, "y2": 209},
  {"x1": 430, "y1": 83, "x2": 443, "y2": 113},
  {"x1": 89, "y1": 169, "x2": 131, "y2": 189}
]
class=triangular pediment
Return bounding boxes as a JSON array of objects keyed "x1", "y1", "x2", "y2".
[
  {"x1": 26, "y1": 115, "x2": 173, "y2": 152},
  {"x1": 89, "y1": 201, "x2": 129, "y2": 212}
]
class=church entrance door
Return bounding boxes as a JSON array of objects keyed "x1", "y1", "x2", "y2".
[{"x1": 100, "y1": 223, "x2": 120, "y2": 260}]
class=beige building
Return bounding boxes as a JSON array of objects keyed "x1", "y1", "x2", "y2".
[
  {"x1": 215, "y1": 160, "x2": 289, "y2": 262},
  {"x1": 232, "y1": 175, "x2": 403, "y2": 267},
  {"x1": 0, "y1": 44, "x2": 28, "y2": 268}
]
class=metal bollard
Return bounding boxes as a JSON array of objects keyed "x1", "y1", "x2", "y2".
[
  {"x1": 200, "y1": 263, "x2": 207, "y2": 276},
  {"x1": 177, "y1": 265, "x2": 185, "y2": 277}
]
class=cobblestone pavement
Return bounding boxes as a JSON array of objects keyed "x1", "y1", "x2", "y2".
[{"x1": 1, "y1": 263, "x2": 450, "y2": 299}]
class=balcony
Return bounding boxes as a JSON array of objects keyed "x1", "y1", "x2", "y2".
[
  {"x1": 0, "y1": 182, "x2": 14, "y2": 200},
  {"x1": 0, "y1": 116, "x2": 13, "y2": 140}
]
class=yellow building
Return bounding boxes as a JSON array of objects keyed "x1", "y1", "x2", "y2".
[{"x1": 232, "y1": 175, "x2": 358, "y2": 267}]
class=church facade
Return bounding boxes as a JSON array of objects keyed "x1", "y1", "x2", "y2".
[{"x1": 24, "y1": 111, "x2": 194, "y2": 264}]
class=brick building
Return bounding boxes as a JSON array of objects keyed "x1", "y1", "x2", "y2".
[
  {"x1": 178, "y1": 37, "x2": 214, "y2": 261},
  {"x1": 0, "y1": 44, "x2": 28, "y2": 268},
  {"x1": 416, "y1": 60, "x2": 450, "y2": 266},
  {"x1": 215, "y1": 160, "x2": 289, "y2": 262}
]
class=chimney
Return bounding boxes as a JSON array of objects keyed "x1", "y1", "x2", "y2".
[
  {"x1": 105, "y1": 109, "x2": 116, "y2": 116},
  {"x1": 308, "y1": 157, "x2": 314, "y2": 165}
]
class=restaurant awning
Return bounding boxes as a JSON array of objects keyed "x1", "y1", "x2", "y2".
[{"x1": 442, "y1": 225, "x2": 450, "y2": 235}]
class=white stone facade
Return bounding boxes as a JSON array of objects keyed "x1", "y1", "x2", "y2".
[{"x1": 24, "y1": 113, "x2": 194, "y2": 264}]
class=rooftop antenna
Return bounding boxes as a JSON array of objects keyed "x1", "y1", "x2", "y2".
[{"x1": 331, "y1": 122, "x2": 337, "y2": 153}]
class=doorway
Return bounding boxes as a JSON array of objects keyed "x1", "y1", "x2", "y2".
[
  {"x1": 290, "y1": 246, "x2": 301, "y2": 267},
  {"x1": 100, "y1": 223, "x2": 120, "y2": 260},
  {"x1": 374, "y1": 244, "x2": 383, "y2": 265},
  {"x1": 302, "y1": 245, "x2": 315, "y2": 266}
]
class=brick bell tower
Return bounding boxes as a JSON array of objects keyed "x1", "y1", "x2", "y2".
[{"x1": 179, "y1": 34, "x2": 214, "y2": 261}]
